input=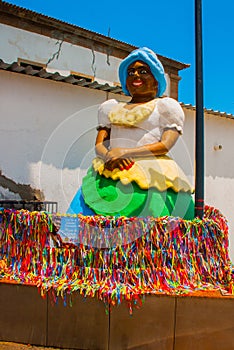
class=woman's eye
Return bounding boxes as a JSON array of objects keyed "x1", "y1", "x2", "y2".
[
  {"x1": 128, "y1": 71, "x2": 134, "y2": 76},
  {"x1": 140, "y1": 69, "x2": 148, "y2": 74}
]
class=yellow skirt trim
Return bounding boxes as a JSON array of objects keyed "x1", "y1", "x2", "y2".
[{"x1": 92, "y1": 156, "x2": 194, "y2": 193}]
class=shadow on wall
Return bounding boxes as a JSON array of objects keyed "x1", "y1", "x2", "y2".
[{"x1": 0, "y1": 170, "x2": 44, "y2": 201}]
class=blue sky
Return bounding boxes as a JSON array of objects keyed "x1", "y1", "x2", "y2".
[{"x1": 5, "y1": 0, "x2": 234, "y2": 115}]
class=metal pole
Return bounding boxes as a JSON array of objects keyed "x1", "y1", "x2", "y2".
[{"x1": 195, "y1": 0, "x2": 204, "y2": 218}]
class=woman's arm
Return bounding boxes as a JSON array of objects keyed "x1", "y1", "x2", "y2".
[
  {"x1": 105, "y1": 129, "x2": 179, "y2": 162},
  {"x1": 95, "y1": 128, "x2": 180, "y2": 171},
  {"x1": 95, "y1": 128, "x2": 110, "y2": 159}
]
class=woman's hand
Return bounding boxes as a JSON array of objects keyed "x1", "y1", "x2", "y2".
[
  {"x1": 105, "y1": 148, "x2": 134, "y2": 171},
  {"x1": 105, "y1": 147, "x2": 127, "y2": 162}
]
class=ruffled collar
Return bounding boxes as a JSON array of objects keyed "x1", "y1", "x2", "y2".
[{"x1": 108, "y1": 99, "x2": 157, "y2": 127}]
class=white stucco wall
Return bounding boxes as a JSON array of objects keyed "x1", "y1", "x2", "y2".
[
  {"x1": 0, "y1": 69, "x2": 108, "y2": 207},
  {"x1": 205, "y1": 113, "x2": 234, "y2": 259},
  {"x1": 179, "y1": 108, "x2": 234, "y2": 260}
]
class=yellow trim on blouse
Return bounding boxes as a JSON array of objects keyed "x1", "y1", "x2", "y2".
[{"x1": 108, "y1": 99, "x2": 157, "y2": 127}]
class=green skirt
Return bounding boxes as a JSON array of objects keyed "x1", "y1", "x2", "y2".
[{"x1": 82, "y1": 167, "x2": 194, "y2": 219}]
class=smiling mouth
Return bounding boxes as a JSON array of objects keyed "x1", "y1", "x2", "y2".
[{"x1": 132, "y1": 79, "x2": 143, "y2": 87}]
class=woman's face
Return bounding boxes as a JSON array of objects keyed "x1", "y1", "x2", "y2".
[{"x1": 126, "y1": 61, "x2": 158, "y2": 100}]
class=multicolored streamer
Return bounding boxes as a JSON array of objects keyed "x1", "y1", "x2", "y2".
[{"x1": 0, "y1": 206, "x2": 233, "y2": 312}]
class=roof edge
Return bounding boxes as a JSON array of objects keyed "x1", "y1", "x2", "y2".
[
  {"x1": 181, "y1": 102, "x2": 234, "y2": 120},
  {"x1": 0, "y1": 1, "x2": 190, "y2": 71},
  {"x1": 0, "y1": 57, "x2": 232, "y2": 118}
]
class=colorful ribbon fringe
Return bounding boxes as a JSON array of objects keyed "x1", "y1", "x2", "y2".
[{"x1": 0, "y1": 206, "x2": 233, "y2": 312}]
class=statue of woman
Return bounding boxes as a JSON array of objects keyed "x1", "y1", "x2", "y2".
[{"x1": 68, "y1": 47, "x2": 194, "y2": 219}]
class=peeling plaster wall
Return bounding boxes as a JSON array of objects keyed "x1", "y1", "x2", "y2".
[
  {"x1": 0, "y1": 23, "x2": 170, "y2": 96},
  {"x1": 0, "y1": 23, "x2": 121, "y2": 84}
]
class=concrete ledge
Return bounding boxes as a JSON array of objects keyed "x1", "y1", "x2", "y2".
[
  {"x1": 0, "y1": 283, "x2": 47, "y2": 346},
  {"x1": 109, "y1": 295, "x2": 175, "y2": 350},
  {"x1": 47, "y1": 293, "x2": 109, "y2": 350},
  {"x1": 174, "y1": 297, "x2": 234, "y2": 350},
  {"x1": 1, "y1": 283, "x2": 234, "y2": 350}
]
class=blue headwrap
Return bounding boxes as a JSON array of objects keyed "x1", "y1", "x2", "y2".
[{"x1": 119, "y1": 47, "x2": 166, "y2": 97}]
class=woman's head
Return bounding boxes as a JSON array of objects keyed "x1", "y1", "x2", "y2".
[
  {"x1": 126, "y1": 60, "x2": 158, "y2": 101},
  {"x1": 119, "y1": 47, "x2": 166, "y2": 98}
]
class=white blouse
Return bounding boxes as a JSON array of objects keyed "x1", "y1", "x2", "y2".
[{"x1": 97, "y1": 98, "x2": 185, "y2": 149}]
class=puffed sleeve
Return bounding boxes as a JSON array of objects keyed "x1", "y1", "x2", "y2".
[
  {"x1": 157, "y1": 97, "x2": 185, "y2": 134},
  {"x1": 97, "y1": 99, "x2": 118, "y2": 129}
]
